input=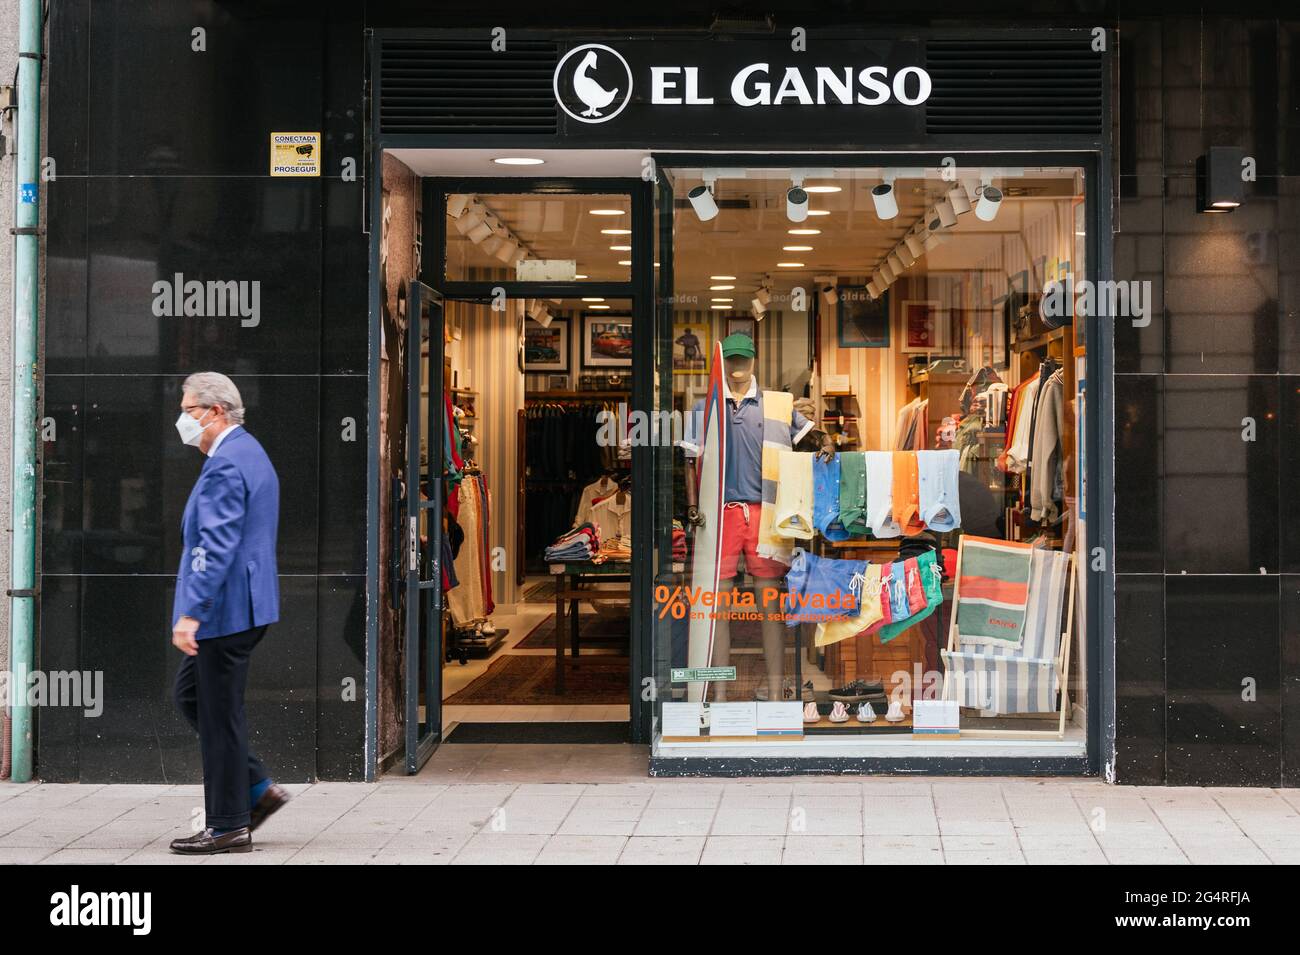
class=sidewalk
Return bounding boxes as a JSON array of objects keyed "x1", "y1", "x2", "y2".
[{"x1": 2, "y1": 744, "x2": 1298, "y2": 864}]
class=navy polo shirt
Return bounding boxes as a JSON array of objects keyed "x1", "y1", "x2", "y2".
[{"x1": 681, "y1": 378, "x2": 813, "y2": 502}]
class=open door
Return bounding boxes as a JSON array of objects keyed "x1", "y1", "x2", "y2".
[{"x1": 404, "y1": 281, "x2": 444, "y2": 773}]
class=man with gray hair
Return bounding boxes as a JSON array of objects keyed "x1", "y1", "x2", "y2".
[{"x1": 168, "y1": 372, "x2": 289, "y2": 854}]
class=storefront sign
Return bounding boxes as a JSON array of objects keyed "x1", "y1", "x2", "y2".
[
  {"x1": 269, "y1": 132, "x2": 321, "y2": 177},
  {"x1": 553, "y1": 38, "x2": 928, "y2": 144}
]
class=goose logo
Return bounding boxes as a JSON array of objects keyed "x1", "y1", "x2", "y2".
[{"x1": 554, "y1": 44, "x2": 633, "y2": 124}]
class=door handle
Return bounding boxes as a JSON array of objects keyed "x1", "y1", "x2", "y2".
[{"x1": 408, "y1": 516, "x2": 419, "y2": 573}]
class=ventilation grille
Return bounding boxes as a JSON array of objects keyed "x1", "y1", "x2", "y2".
[
  {"x1": 924, "y1": 38, "x2": 1103, "y2": 135},
  {"x1": 379, "y1": 37, "x2": 559, "y2": 136}
]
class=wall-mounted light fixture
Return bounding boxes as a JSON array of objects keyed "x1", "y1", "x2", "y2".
[{"x1": 1197, "y1": 146, "x2": 1244, "y2": 213}]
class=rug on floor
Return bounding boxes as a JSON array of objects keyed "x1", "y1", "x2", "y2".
[
  {"x1": 444, "y1": 721, "x2": 631, "y2": 744},
  {"x1": 443, "y1": 654, "x2": 629, "y2": 705},
  {"x1": 516, "y1": 612, "x2": 631, "y2": 649},
  {"x1": 522, "y1": 580, "x2": 556, "y2": 602}
]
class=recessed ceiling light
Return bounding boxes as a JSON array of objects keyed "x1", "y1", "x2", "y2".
[
  {"x1": 806, "y1": 209, "x2": 830, "y2": 217},
  {"x1": 803, "y1": 185, "x2": 842, "y2": 193},
  {"x1": 589, "y1": 303, "x2": 611, "y2": 309},
  {"x1": 618, "y1": 259, "x2": 632, "y2": 265},
  {"x1": 709, "y1": 284, "x2": 735, "y2": 291},
  {"x1": 574, "y1": 273, "x2": 588, "y2": 279},
  {"x1": 610, "y1": 244, "x2": 631, "y2": 251},
  {"x1": 601, "y1": 228, "x2": 632, "y2": 235},
  {"x1": 777, "y1": 262, "x2": 804, "y2": 268},
  {"x1": 788, "y1": 228, "x2": 820, "y2": 235},
  {"x1": 783, "y1": 245, "x2": 814, "y2": 252},
  {"x1": 590, "y1": 209, "x2": 625, "y2": 216},
  {"x1": 711, "y1": 297, "x2": 733, "y2": 303},
  {"x1": 582, "y1": 297, "x2": 605, "y2": 302},
  {"x1": 493, "y1": 157, "x2": 545, "y2": 165},
  {"x1": 710, "y1": 274, "x2": 737, "y2": 280},
  {"x1": 710, "y1": 305, "x2": 731, "y2": 310}
]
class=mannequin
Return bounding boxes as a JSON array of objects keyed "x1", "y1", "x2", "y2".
[{"x1": 683, "y1": 334, "x2": 835, "y2": 701}]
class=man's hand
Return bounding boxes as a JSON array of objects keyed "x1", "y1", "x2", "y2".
[
  {"x1": 172, "y1": 616, "x2": 200, "y2": 656},
  {"x1": 686, "y1": 505, "x2": 705, "y2": 528}
]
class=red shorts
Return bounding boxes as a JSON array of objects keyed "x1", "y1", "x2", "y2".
[{"x1": 718, "y1": 501, "x2": 790, "y2": 579}]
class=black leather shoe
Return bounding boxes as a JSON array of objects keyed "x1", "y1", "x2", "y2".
[
  {"x1": 169, "y1": 826, "x2": 252, "y2": 855},
  {"x1": 249, "y1": 783, "x2": 290, "y2": 833}
]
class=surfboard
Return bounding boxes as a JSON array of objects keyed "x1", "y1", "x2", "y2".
[{"x1": 686, "y1": 341, "x2": 727, "y2": 703}]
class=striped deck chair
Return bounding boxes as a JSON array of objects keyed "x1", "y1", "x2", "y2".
[{"x1": 940, "y1": 536, "x2": 1076, "y2": 738}]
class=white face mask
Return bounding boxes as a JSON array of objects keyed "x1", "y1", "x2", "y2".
[{"x1": 176, "y1": 407, "x2": 215, "y2": 447}]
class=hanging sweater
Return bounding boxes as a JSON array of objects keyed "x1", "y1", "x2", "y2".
[{"x1": 1028, "y1": 370, "x2": 1065, "y2": 523}]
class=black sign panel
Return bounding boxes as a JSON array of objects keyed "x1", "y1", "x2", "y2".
[{"x1": 552, "y1": 37, "x2": 928, "y2": 147}]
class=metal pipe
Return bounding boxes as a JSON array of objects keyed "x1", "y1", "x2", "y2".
[{"x1": 8, "y1": 0, "x2": 43, "y2": 782}]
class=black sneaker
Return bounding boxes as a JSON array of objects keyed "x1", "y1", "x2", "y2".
[{"x1": 829, "y1": 679, "x2": 885, "y2": 702}]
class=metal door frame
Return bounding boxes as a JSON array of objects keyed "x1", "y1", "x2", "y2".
[{"x1": 405, "y1": 280, "x2": 445, "y2": 773}]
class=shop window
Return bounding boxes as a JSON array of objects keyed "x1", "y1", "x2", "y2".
[{"x1": 651, "y1": 164, "x2": 1089, "y2": 757}]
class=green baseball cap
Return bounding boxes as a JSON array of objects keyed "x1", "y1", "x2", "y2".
[{"x1": 720, "y1": 332, "x2": 756, "y2": 358}]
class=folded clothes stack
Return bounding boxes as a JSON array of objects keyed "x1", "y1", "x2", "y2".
[
  {"x1": 671, "y1": 520, "x2": 687, "y2": 561},
  {"x1": 592, "y1": 534, "x2": 633, "y2": 563},
  {"x1": 544, "y1": 522, "x2": 600, "y2": 562}
]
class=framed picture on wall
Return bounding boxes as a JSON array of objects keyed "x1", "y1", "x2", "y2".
[
  {"x1": 837, "y1": 286, "x2": 889, "y2": 348},
  {"x1": 582, "y1": 312, "x2": 633, "y2": 368},
  {"x1": 673, "y1": 321, "x2": 709, "y2": 375},
  {"x1": 547, "y1": 374, "x2": 570, "y2": 391},
  {"x1": 523, "y1": 317, "x2": 569, "y2": 372},
  {"x1": 901, "y1": 299, "x2": 946, "y2": 353},
  {"x1": 726, "y1": 316, "x2": 757, "y2": 341}
]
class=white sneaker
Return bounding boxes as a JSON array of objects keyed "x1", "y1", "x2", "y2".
[
  {"x1": 754, "y1": 684, "x2": 770, "y2": 702},
  {"x1": 480, "y1": 621, "x2": 496, "y2": 635},
  {"x1": 803, "y1": 701, "x2": 820, "y2": 724},
  {"x1": 857, "y1": 702, "x2": 876, "y2": 723},
  {"x1": 885, "y1": 700, "x2": 906, "y2": 722},
  {"x1": 828, "y1": 702, "x2": 849, "y2": 723}
]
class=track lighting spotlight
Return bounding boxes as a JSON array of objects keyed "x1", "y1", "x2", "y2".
[
  {"x1": 787, "y1": 185, "x2": 810, "y2": 222},
  {"x1": 688, "y1": 177, "x2": 720, "y2": 221},
  {"x1": 871, "y1": 178, "x2": 898, "y2": 220},
  {"x1": 935, "y1": 198, "x2": 958, "y2": 228},
  {"x1": 947, "y1": 183, "x2": 972, "y2": 216},
  {"x1": 975, "y1": 184, "x2": 1003, "y2": 221}
]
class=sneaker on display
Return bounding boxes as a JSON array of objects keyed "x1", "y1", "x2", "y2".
[
  {"x1": 828, "y1": 701, "x2": 850, "y2": 723},
  {"x1": 885, "y1": 700, "x2": 906, "y2": 722},
  {"x1": 480, "y1": 621, "x2": 496, "y2": 635},
  {"x1": 754, "y1": 684, "x2": 770, "y2": 702},
  {"x1": 803, "y1": 701, "x2": 820, "y2": 724},
  {"x1": 829, "y1": 679, "x2": 886, "y2": 702},
  {"x1": 802, "y1": 680, "x2": 816, "y2": 703},
  {"x1": 857, "y1": 702, "x2": 876, "y2": 723}
]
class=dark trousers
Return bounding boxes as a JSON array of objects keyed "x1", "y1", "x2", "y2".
[{"x1": 173, "y1": 624, "x2": 271, "y2": 830}]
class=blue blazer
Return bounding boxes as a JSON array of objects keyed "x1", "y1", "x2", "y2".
[{"x1": 172, "y1": 426, "x2": 281, "y2": 639}]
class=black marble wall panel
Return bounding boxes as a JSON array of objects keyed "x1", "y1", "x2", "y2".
[{"x1": 40, "y1": 3, "x2": 368, "y2": 783}]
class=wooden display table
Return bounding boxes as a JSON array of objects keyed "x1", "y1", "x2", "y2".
[{"x1": 549, "y1": 560, "x2": 632, "y2": 694}]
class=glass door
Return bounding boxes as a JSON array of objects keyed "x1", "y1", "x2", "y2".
[{"x1": 404, "y1": 281, "x2": 444, "y2": 773}]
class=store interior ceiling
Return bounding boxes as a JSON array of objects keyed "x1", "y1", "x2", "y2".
[{"x1": 407, "y1": 149, "x2": 1082, "y2": 311}]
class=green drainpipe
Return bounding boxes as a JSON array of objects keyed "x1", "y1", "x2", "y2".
[{"x1": 8, "y1": 0, "x2": 43, "y2": 782}]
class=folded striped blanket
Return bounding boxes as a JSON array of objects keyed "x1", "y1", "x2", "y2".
[
  {"x1": 954, "y1": 536, "x2": 1033, "y2": 649},
  {"x1": 756, "y1": 390, "x2": 795, "y2": 565}
]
